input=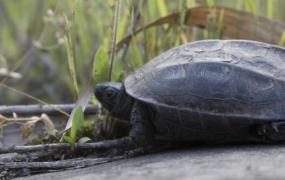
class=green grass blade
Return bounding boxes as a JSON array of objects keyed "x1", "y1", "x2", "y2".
[
  {"x1": 93, "y1": 47, "x2": 110, "y2": 83},
  {"x1": 129, "y1": 39, "x2": 143, "y2": 70},
  {"x1": 63, "y1": 136, "x2": 74, "y2": 144},
  {"x1": 267, "y1": 0, "x2": 273, "y2": 19},
  {"x1": 156, "y1": 0, "x2": 168, "y2": 16},
  {"x1": 70, "y1": 106, "x2": 84, "y2": 142},
  {"x1": 187, "y1": 0, "x2": 196, "y2": 8},
  {"x1": 279, "y1": 31, "x2": 285, "y2": 46},
  {"x1": 64, "y1": 15, "x2": 79, "y2": 98},
  {"x1": 206, "y1": 0, "x2": 216, "y2": 7},
  {"x1": 109, "y1": 0, "x2": 121, "y2": 81},
  {"x1": 78, "y1": 137, "x2": 92, "y2": 144}
]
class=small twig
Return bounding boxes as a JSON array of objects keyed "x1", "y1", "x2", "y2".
[
  {"x1": 0, "y1": 83, "x2": 70, "y2": 116},
  {"x1": 0, "y1": 104, "x2": 99, "y2": 116},
  {"x1": 0, "y1": 153, "x2": 28, "y2": 163},
  {"x1": 0, "y1": 151, "x2": 52, "y2": 162},
  {"x1": 0, "y1": 156, "x2": 123, "y2": 170},
  {"x1": 0, "y1": 137, "x2": 132, "y2": 154}
]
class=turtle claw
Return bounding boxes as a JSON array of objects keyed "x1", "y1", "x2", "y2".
[
  {"x1": 124, "y1": 143, "x2": 172, "y2": 158},
  {"x1": 124, "y1": 147, "x2": 146, "y2": 158},
  {"x1": 95, "y1": 136, "x2": 136, "y2": 151},
  {"x1": 257, "y1": 122, "x2": 285, "y2": 142}
]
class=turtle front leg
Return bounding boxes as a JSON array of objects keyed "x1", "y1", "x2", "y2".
[
  {"x1": 73, "y1": 101, "x2": 162, "y2": 157},
  {"x1": 129, "y1": 101, "x2": 155, "y2": 146},
  {"x1": 126, "y1": 102, "x2": 172, "y2": 157},
  {"x1": 102, "y1": 101, "x2": 163, "y2": 157},
  {"x1": 257, "y1": 121, "x2": 285, "y2": 142},
  {"x1": 83, "y1": 101, "x2": 157, "y2": 157}
]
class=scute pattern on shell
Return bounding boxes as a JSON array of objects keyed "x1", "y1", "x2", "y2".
[
  {"x1": 124, "y1": 40, "x2": 285, "y2": 119},
  {"x1": 133, "y1": 40, "x2": 285, "y2": 78}
]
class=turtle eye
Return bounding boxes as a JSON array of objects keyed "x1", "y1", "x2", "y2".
[{"x1": 105, "y1": 88, "x2": 116, "y2": 99}]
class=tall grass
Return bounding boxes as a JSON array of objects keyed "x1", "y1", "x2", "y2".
[{"x1": 0, "y1": 0, "x2": 285, "y2": 104}]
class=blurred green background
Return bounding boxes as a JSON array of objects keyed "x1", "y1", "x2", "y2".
[{"x1": 1, "y1": 0, "x2": 285, "y2": 105}]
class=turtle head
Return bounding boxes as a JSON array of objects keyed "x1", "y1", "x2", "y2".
[
  {"x1": 95, "y1": 82, "x2": 133, "y2": 120},
  {"x1": 95, "y1": 82, "x2": 121, "y2": 112}
]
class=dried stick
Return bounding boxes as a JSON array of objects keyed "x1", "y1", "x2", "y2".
[
  {"x1": 0, "y1": 151, "x2": 51, "y2": 162},
  {"x1": 0, "y1": 104, "x2": 99, "y2": 116},
  {"x1": 0, "y1": 153, "x2": 28, "y2": 162},
  {"x1": 0, "y1": 156, "x2": 123, "y2": 170},
  {"x1": 0, "y1": 138, "x2": 132, "y2": 154}
]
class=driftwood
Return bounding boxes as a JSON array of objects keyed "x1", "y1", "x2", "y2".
[{"x1": 0, "y1": 104, "x2": 99, "y2": 116}]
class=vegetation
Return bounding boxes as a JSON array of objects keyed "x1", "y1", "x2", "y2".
[
  {"x1": 1, "y1": 0, "x2": 285, "y2": 178},
  {"x1": 1, "y1": 0, "x2": 285, "y2": 145},
  {"x1": 1, "y1": 0, "x2": 285, "y2": 105}
]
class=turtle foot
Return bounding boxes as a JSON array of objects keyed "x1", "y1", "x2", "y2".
[{"x1": 257, "y1": 121, "x2": 285, "y2": 142}]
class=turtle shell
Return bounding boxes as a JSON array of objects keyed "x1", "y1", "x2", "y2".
[{"x1": 124, "y1": 40, "x2": 285, "y2": 120}]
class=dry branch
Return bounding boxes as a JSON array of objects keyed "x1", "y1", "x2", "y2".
[
  {"x1": 0, "y1": 138, "x2": 132, "y2": 154},
  {"x1": 0, "y1": 156, "x2": 123, "y2": 179},
  {"x1": 0, "y1": 104, "x2": 99, "y2": 116},
  {"x1": 0, "y1": 151, "x2": 51, "y2": 162},
  {"x1": 0, "y1": 156, "x2": 123, "y2": 170}
]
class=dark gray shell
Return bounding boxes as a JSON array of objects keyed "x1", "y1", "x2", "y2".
[{"x1": 124, "y1": 40, "x2": 285, "y2": 120}]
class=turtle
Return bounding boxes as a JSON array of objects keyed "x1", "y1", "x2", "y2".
[{"x1": 95, "y1": 40, "x2": 285, "y2": 154}]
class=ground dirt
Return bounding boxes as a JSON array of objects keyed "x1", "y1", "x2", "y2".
[{"x1": 16, "y1": 144, "x2": 285, "y2": 180}]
